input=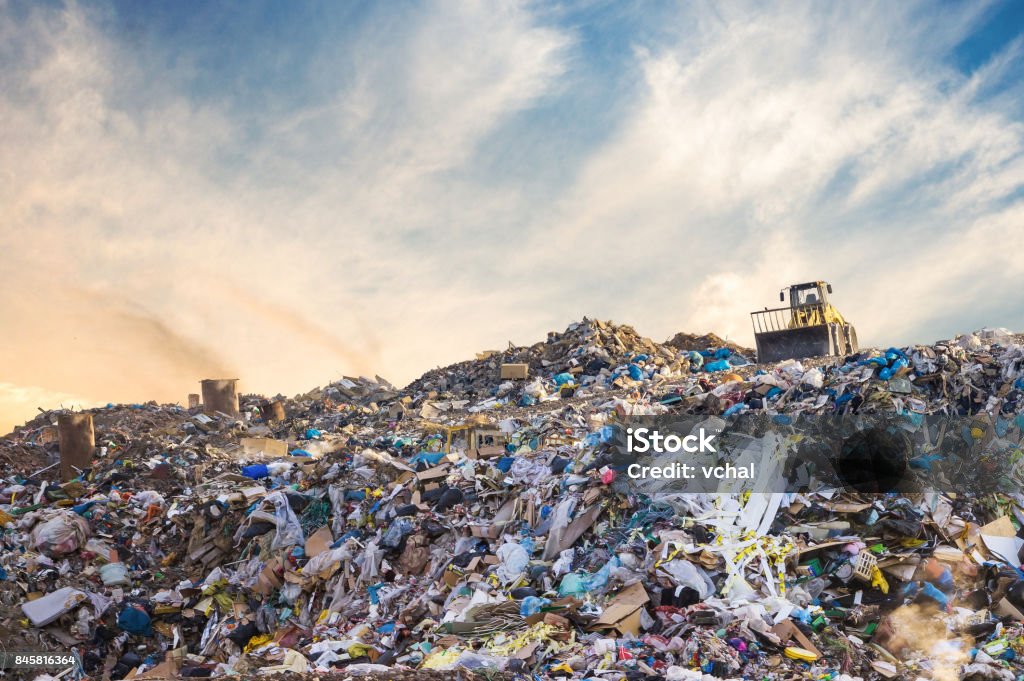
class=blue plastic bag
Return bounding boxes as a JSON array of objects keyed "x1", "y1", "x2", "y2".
[
  {"x1": 242, "y1": 464, "x2": 269, "y2": 479},
  {"x1": 704, "y1": 359, "x2": 731, "y2": 372},
  {"x1": 520, "y1": 596, "x2": 551, "y2": 616},
  {"x1": 118, "y1": 606, "x2": 153, "y2": 636}
]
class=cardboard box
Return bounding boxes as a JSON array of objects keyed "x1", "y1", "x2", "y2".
[
  {"x1": 588, "y1": 582, "x2": 649, "y2": 636},
  {"x1": 772, "y1": 619, "x2": 822, "y2": 658},
  {"x1": 416, "y1": 465, "x2": 450, "y2": 482},
  {"x1": 500, "y1": 363, "x2": 529, "y2": 380},
  {"x1": 467, "y1": 445, "x2": 505, "y2": 460},
  {"x1": 240, "y1": 437, "x2": 289, "y2": 458},
  {"x1": 470, "y1": 524, "x2": 501, "y2": 539}
]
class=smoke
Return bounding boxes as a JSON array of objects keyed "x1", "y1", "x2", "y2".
[{"x1": 883, "y1": 604, "x2": 971, "y2": 681}]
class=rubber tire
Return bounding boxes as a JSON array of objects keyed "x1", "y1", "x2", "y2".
[
  {"x1": 831, "y1": 324, "x2": 847, "y2": 358},
  {"x1": 844, "y1": 324, "x2": 858, "y2": 354}
]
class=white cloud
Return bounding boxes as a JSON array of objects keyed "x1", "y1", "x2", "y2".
[
  {"x1": 1, "y1": 1, "x2": 1022, "y2": 434},
  {"x1": 519, "y1": 2, "x2": 1024, "y2": 346},
  {"x1": 0, "y1": 0, "x2": 572, "y2": 431}
]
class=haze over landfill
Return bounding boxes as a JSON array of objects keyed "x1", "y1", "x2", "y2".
[{"x1": 3, "y1": 0, "x2": 1024, "y2": 433}]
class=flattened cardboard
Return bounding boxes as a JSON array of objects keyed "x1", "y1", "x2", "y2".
[
  {"x1": 469, "y1": 445, "x2": 505, "y2": 460},
  {"x1": 416, "y1": 465, "x2": 450, "y2": 482},
  {"x1": 995, "y1": 597, "x2": 1024, "y2": 621},
  {"x1": 772, "y1": 619, "x2": 822, "y2": 658},
  {"x1": 524, "y1": 597, "x2": 581, "y2": 626},
  {"x1": 304, "y1": 525, "x2": 333, "y2": 557},
  {"x1": 240, "y1": 437, "x2": 289, "y2": 458},
  {"x1": 543, "y1": 504, "x2": 602, "y2": 560},
  {"x1": 980, "y1": 515, "x2": 1024, "y2": 565},
  {"x1": 254, "y1": 557, "x2": 283, "y2": 596},
  {"x1": 590, "y1": 582, "x2": 649, "y2": 635},
  {"x1": 443, "y1": 568, "x2": 462, "y2": 587},
  {"x1": 500, "y1": 364, "x2": 529, "y2": 380}
]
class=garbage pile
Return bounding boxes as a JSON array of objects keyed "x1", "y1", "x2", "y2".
[
  {"x1": 409, "y1": 318, "x2": 756, "y2": 414},
  {"x1": 2, "y1": 322, "x2": 1024, "y2": 681},
  {"x1": 665, "y1": 332, "x2": 753, "y2": 358}
]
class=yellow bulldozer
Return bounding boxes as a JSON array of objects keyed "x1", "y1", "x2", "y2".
[{"x1": 750, "y1": 281, "x2": 858, "y2": 363}]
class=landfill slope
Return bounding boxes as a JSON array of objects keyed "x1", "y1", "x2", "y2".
[{"x1": 2, "y1": 320, "x2": 1024, "y2": 681}]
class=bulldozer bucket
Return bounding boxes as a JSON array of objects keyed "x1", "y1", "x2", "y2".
[{"x1": 754, "y1": 324, "x2": 839, "y2": 363}]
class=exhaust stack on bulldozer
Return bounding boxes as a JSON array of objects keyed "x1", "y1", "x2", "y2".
[{"x1": 751, "y1": 281, "x2": 858, "y2": 363}]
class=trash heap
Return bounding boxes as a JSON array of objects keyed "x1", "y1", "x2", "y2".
[
  {"x1": 665, "y1": 332, "x2": 753, "y2": 358},
  {"x1": 1, "y1": 322, "x2": 1024, "y2": 681},
  {"x1": 410, "y1": 318, "x2": 755, "y2": 414}
]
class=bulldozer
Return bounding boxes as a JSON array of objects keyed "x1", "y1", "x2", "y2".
[{"x1": 750, "y1": 281, "x2": 858, "y2": 363}]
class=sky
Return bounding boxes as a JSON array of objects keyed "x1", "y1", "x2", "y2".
[{"x1": 2, "y1": 0, "x2": 1024, "y2": 433}]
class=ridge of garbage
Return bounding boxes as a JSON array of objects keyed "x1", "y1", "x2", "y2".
[{"x1": 2, "y1": 320, "x2": 1024, "y2": 681}]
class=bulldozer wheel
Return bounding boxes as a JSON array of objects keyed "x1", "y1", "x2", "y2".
[
  {"x1": 830, "y1": 324, "x2": 846, "y2": 358},
  {"x1": 845, "y1": 324, "x2": 858, "y2": 354}
]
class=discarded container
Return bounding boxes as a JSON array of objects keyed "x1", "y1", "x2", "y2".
[
  {"x1": 58, "y1": 413, "x2": 94, "y2": 482},
  {"x1": 200, "y1": 378, "x2": 239, "y2": 417},
  {"x1": 852, "y1": 550, "x2": 878, "y2": 582},
  {"x1": 262, "y1": 400, "x2": 286, "y2": 422},
  {"x1": 21, "y1": 587, "x2": 88, "y2": 627}
]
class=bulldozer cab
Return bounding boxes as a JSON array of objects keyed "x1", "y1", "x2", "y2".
[
  {"x1": 781, "y1": 282, "x2": 845, "y2": 328},
  {"x1": 751, "y1": 281, "x2": 857, "y2": 363}
]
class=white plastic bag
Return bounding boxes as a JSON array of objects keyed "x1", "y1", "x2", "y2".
[
  {"x1": 658, "y1": 559, "x2": 715, "y2": 600},
  {"x1": 495, "y1": 542, "x2": 529, "y2": 584},
  {"x1": 31, "y1": 510, "x2": 90, "y2": 557},
  {"x1": 265, "y1": 491, "x2": 304, "y2": 550}
]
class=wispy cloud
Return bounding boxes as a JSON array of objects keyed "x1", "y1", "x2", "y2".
[
  {"x1": 1, "y1": 0, "x2": 1022, "y2": 432},
  {"x1": 518, "y1": 1, "x2": 1024, "y2": 344}
]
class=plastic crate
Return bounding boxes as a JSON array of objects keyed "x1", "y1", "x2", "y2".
[{"x1": 852, "y1": 551, "x2": 878, "y2": 582}]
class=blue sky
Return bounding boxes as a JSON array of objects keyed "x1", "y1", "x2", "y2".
[{"x1": 1, "y1": 0, "x2": 1023, "y2": 431}]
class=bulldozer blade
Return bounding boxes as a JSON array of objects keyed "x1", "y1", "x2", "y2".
[{"x1": 755, "y1": 324, "x2": 838, "y2": 363}]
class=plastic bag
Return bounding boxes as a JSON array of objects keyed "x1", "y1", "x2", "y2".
[
  {"x1": 541, "y1": 497, "x2": 577, "y2": 560},
  {"x1": 495, "y1": 542, "x2": 529, "y2": 584},
  {"x1": 280, "y1": 582, "x2": 302, "y2": 605},
  {"x1": 520, "y1": 596, "x2": 550, "y2": 616},
  {"x1": 447, "y1": 651, "x2": 509, "y2": 671},
  {"x1": 242, "y1": 464, "x2": 269, "y2": 479},
  {"x1": 704, "y1": 359, "x2": 731, "y2": 372},
  {"x1": 381, "y1": 518, "x2": 414, "y2": 549},
  {"x1": 801, "y1": 368, "x2": 824, "y2": 389},
  {"x1": 557, "y1": 573, "x2": 585, "y2": 596},
  {"x1": 524, "y1": 379, "x2": 547, "y2": 399},
  {"x1": 132, "y1": 490, "x2": 165, "y2": 508},
  {"x1": 551, "y1": 548, "x2": 574, "y2": 576},
  {"x1": 329, "y1": 485, "x2": 347, "y2": 536},
  {"x1": 265, "y1": 491, "x2": 304, "y2": 550},
  {"x1": 583, "y1": 555, "x2": 619, "y2": 590},
  {"x1": 659, "y1": 559, "x2": 715, "y2": 600},
  {"x1": 32, "y1": 510, "x2": 90, "y2": 557}
]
